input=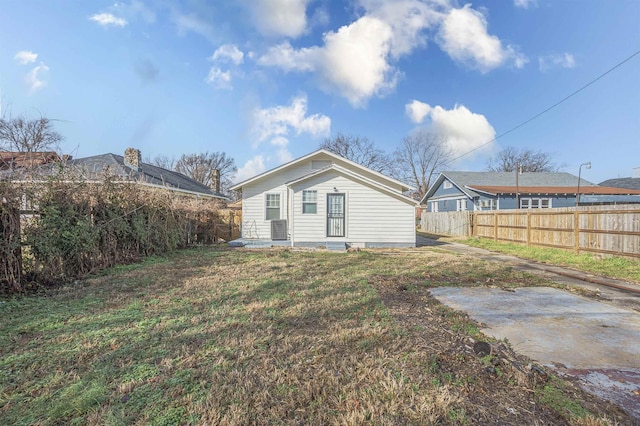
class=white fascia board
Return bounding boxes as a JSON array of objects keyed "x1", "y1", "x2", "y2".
[{"x1": 230, "y1": 149, "x2": 413, "y2": 192}]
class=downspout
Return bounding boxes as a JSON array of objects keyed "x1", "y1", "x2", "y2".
[{"x1": 288, "y1": 186, "x2": 294, "y2": 246}]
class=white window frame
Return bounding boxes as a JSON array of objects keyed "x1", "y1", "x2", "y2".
[
  {"x1": 476, "y1": 199, "x2": 496, "y2": 211},
  {"x1": 456, "y1": 199, "x2": 467, "y2": 211},
  {"x1": 302, "y1": 190, "x2": 317, "y2": 214},
  {"x1": 431, "y1": 201, "x2": 438, "y2": 212},
  {"x1": 265, "y1": 193, "x2": 281, "y2": 220},
  {"x1": 520, "y1": 197, "x2": 552, "y2": 209}
]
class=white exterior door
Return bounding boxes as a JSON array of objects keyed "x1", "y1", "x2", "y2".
[{"x1": 327, "y1": 193, "x2": 345, "y2": 237}]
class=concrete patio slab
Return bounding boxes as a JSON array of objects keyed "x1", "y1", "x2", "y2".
[{"x1": 430, "y1": 286, "x2": 640, "y2": 419}]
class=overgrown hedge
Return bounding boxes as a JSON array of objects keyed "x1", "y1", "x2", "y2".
[{"x1": 1, "y1": 176, "x2": 228, "y2": 293}]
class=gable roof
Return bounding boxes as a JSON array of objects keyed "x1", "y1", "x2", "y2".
[
  {"x1": 229, "y1": 149, "x2": 413, "y2": 192},
  {"x1": 3, "y1": 153, "x2": 229, "y2": 200},
  {"x1": 421, "y1": 171, "x2": 596, "y2": 203},
  {"x1": 285, "y1": 164, "x2": 417, "y2": 205},
  {"x1": 599, "y1": 177, "x2": 640, "y2": 191}
]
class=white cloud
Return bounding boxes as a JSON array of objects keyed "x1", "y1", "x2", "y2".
[
  {"x1": 259, "y1": 17, "x2": 398, "y2": 107},
  {"x1": 405, "y1": 99, "x2": 432, "y2": 124},
  {"x1": 235, "y1": 155, "x2": 266, "y2": 183},
  {"x1": 539, "y1": 53, "x2": 576, "y2": 72},
  {"x1": 247, "y1": 0, "x2": 309, "y2": 38},
  {"x1": 358, "y1": 0, "x2": 444, "y2": 57},
  {"x1": 205, "y1": 68, "x2": 232, "y2": 89},
  {"x1": 252, "y1": 95, "x2": 331, "y2": 145},
  {"x1": 258, "y1": 1, "x2": 444, "y2": 107},
  {"x1": 276, "y1": 147, "x2": 293, "y2": 163},
  {"x1": 25, "y1": 63, "x2": 50, "y2": 93},
  {"x1": 89, "y1": 13, "x2": 128, "y2": 28},
  {"x1": 408, "y1": 102, "x2": 496, "y2": 155},
  {"x1": 248, "y1": 95, "x2": 330, "y2": 168},
  {"x1": 514, "y1": 0, "x2": 537, "y2": 9},
  {"x1": 437, "y1": 5, "x2": 527, "y2": 73},
  {"x1": 14, "y1": 51, "x2": 38, "y2": 65},
  {"x1": 258, "y1": 41, "x2": 315, "y2": 72},
  {"x1": 210, "y1": 44, "x2": 244, "y2": 65},
  {"x1": 173, "y1": 13, "x2": 215, "y2": 41}
]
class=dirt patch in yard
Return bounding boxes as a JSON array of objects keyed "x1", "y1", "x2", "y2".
[{"x1": 371, "y1": 267, "x2": 636, "y2": 425}]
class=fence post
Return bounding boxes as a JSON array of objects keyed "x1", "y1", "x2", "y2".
[
  {"x1": 526, "y1": 211, "x2": 531, "y2": 247},
  {"x1": 493, "y1": 211, "x2": 498, "y2": 241},
  {"x1": 573, "y1": 210, "x2": 580, "y2": 254}
]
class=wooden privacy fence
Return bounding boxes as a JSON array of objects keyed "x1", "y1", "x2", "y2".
[
  {"x1": 473, "y1": 205, "x2": 640, "y2": 258},
  {"x1": 422, "y1": 205, "x2": 640, "y2": 258},
  {"x1": 420, "y1": 211, "x2": 472, "y2": 237}
]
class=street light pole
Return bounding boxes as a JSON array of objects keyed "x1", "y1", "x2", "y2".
[{"x1": 576, "y1": 161, "x2": 591, "y2": 207}]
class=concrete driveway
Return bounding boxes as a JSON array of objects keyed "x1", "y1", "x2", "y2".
[{"x1": 423, "y1": 236, "x2": 640, "y2": 420}]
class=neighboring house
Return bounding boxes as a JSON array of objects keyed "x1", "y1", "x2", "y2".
[
  {"x1": 229, "y1": 149, "x2": 417, "y2": 249},
  {"x1": 1, "y1": 148, "x2": 229, "y2": 201},
  {"x1": 0, "y1": 151, "x2": 66, "y2": 170},
  {"x1": 422, "y1": 171, "x2": 640, "y2": 212},
  {"x1": 600, "y1": 167, "x2": 640, "y2": 191}
]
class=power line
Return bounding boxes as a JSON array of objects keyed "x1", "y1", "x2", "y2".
[{"x1": 447, "y1": 48, "x2": 640, "y2": 164}]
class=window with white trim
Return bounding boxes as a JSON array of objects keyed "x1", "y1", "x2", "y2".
[
  {"x1": 302, "y1": 190, "x2": 317, "y2": 214},
  {"x1": 431, "y1": 201, "x2": 438, "y2": 212},
  {"x1": 477, "y1": 199, "x2": 496, "y2": 211},
  {"x1": 265, "y1": 193, "x2": 281, "y2": 220},
  {"x1": 456, "y1": 199, "x2": 467, "y2": 211},
  {"x1": 520, "y1": 197, "x2": 552, "y2": 209}
]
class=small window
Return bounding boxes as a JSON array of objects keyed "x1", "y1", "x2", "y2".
[
  {"x1": 456, "y1": 199, "x2": 466, "y2": 211},
  {"x1": 302, "y1": 190, "x2": 317, "y2": 214},
  {"x1": 265, "y1": 193, "x2": 280, "y2": 220},
  {"x1": 431, "y1": 201, "x2": 438, "y2": 212},
  {"x1": 443, "y1": 181, "x2": 453, "y2": 189},
  {"x1": 520, "y1": 197, "x2": 551, "y2": 209}
]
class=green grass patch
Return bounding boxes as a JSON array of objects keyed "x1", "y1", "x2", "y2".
[
  {"x1": 462, "y1": 237, "x2": 640, "y2": 283},
  {"x1": 0, "y1": 246, "x2": 627, "y2": 425}
]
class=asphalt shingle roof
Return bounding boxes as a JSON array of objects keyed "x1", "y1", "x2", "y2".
[
  {"x1": 2, "y1": 153, "x2": 228, "y2": 200},
  {"x1": 439, "y1": 171, "x2": 595, "y2": 198},
  {"x1": 599, "y1": 178, "x2": 640, "y2": 191}
]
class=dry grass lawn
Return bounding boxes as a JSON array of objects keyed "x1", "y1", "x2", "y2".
[{"x1": 0, "y1": 246, "x2": 633, "y2": 425}]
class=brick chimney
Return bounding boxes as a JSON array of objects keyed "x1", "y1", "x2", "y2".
[
  {"x1": 124, "y1": 148, "x2": 141, "y2": 171},
  {"x1": 210, "y1": 168, "x2": 221, "y2": 193}
]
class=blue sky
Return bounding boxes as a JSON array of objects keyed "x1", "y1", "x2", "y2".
[{"x1": 1, "y1": 0, "x2": 638, "y2": 184}]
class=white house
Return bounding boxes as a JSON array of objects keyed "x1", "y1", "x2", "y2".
[{"x1": 229, "y1": 149, "x2": 417, "y2": 249}]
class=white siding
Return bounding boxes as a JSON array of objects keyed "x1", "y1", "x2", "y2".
[
  {"x1": 241, "y1": 160, "x2": 317, "y2": 239},
  {"x1": 239, "y1": 153, "x2": 415, "y2": 244},
  {"x1": 290, "y1": 172, "x2": 415, "y2": 244}
]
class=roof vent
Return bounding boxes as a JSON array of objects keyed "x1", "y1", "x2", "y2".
[{"x1": 271, "y1": 219, "x2": 287, "y2": 240}]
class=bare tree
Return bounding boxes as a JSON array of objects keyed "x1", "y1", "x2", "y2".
[
  {"x1": 148, "y1": 154, "x2": 176, "y2": 170},
  {"x1": 486, "y1": 146, "x2": 562, "y2": 172},
  {"x1": 320, "y1": 133, "x2": 392, "y2": 173},
  {"x1": 0, "y1": 114, "x2": 63, "y2": 153},
  {"x1": 175, "y1": 152, "x2": 237, "y2": 194},
  {"x1": 393, "y1": 131, "x2": 453, "y2": 200}
]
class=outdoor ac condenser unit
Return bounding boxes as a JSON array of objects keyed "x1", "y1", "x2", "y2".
[{"x1": 271, "y1": 219, "x2": 287, "y2": 240}]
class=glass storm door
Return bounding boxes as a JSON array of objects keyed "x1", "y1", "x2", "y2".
[{"x1": 327, "y1": 194, "x2": 345, "y2": 237}]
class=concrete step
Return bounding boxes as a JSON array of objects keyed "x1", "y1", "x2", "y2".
[{"x1": 326, "y1": 241, "x2": 347, "y2": 251}]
